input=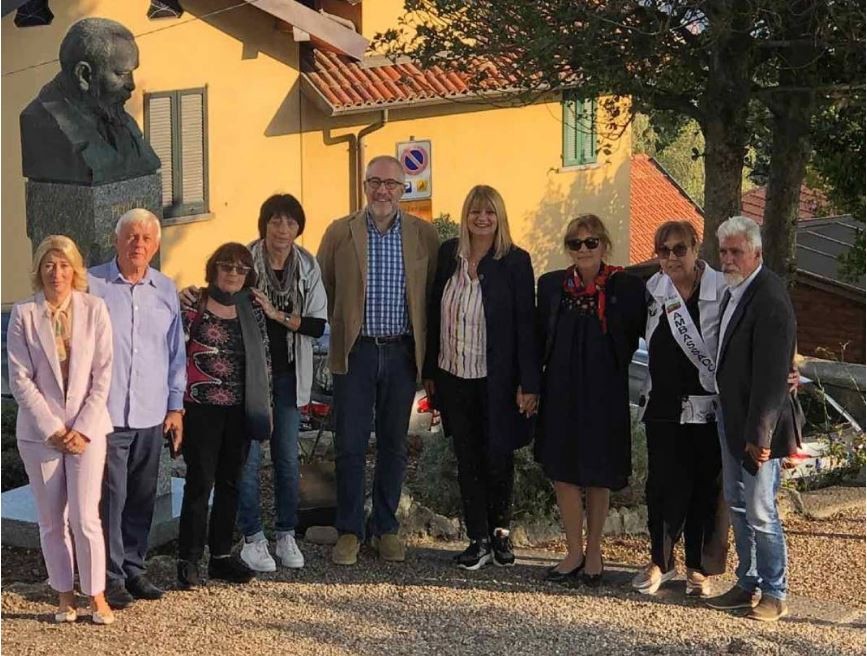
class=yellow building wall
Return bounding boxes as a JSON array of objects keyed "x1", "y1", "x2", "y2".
[
  {"x1": 2, "y1": 0, "x2": 304, "y2": 302},
  {"x1": 300, "y1": 98, "x2": 632, "y2": 275},
  {"x1": 3, "y1": 0, "x2": 631, "y2": 303}
]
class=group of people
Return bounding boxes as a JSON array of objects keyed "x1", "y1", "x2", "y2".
[{"x1": 8, "y1": 154, "x2": 800, "y2": 627}]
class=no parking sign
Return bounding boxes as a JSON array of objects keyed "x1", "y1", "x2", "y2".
[{"x1": 396, "y1": 140, "x2": 432, "y2": 200}]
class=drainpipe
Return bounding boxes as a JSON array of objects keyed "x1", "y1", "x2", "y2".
[{"x1": 352, "y1": 109, "x2": 389, "y2": 211}]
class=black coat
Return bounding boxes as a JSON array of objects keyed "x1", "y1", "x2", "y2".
[
  {"x1": 537, "y1": 268, "x2": 647, "y2": 374},
  {"x1": 716, "y1": 267, "x2": 802, "y2": 459},
  {"x1": 424, "y1": 238, "x2": 540, "y2": 451}
]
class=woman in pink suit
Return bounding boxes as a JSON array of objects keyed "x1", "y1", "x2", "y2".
[{"x1": 7, "y1": 235, "x2": 115, "y2": 625}]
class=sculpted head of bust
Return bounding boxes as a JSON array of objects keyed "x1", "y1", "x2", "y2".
[
  {"x1": 58, "y1": 18, "x2": 139, "y2": 123},
  {"x1": 20, "y1": 17, "x2": 160, "y2": 185}
]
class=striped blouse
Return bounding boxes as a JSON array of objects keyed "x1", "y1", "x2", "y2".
[{"x1": 438, "y1": 256, "x2": 487, "y2": 379}]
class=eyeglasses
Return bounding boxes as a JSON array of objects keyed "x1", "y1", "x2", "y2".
[
  {"x1": 216, "y1": 262, "x2": 251, "y2": 275},
  {"x1": 565, "y1": 237, "x2": 601, "y2": 251},
  {"x1": 365, "y1": 177, "x2": 404, "y2": 191},
  {"x1": 656, "y1": 243, "x2": 689, "y2": 258}
]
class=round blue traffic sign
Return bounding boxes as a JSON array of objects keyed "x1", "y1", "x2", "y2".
[{"x1": 401, "y1": 146, "x2": 429, "y2": 175}]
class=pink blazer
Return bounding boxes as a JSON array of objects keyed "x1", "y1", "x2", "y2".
[{"x1": 8, "y1": 290, "x2": 113, "y2": 443}]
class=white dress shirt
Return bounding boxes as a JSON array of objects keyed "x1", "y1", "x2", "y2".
[{"x1": 717, "y1": 263, "x2": 763, "y2": 363}]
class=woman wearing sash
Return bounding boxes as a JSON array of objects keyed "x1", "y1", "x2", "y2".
[
  {"x1": 536, "y1": 215, "x2": 646, "y2": 587},
  {"x1": 631, "y1": 221, "x2": 729, "y2": 597}
]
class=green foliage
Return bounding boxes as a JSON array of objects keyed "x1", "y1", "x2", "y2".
[
  {"x1": 1, "y1": 400, "x2": 25, "y2": 492},
  {"x1": 410, "y1": 416, "x2": 650, "y2": 523},
  {"x1": 432, "y1": 213, "x2": 459, "y2": 243},
  {"x1": 633, "y1": 113, "x2": 706, "y2": 206}
]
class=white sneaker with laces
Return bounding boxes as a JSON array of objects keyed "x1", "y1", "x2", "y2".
[
  {"x1": 276, "y1": 534, "x2": 305, "y2": 569},
  {"x1": 240, "y1": 538, "x2": 277, "y2": 572}
]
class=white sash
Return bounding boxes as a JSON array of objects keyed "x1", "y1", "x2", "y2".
[{"x1": 661, "y1": 276, "x2": 718, "y2": 395}]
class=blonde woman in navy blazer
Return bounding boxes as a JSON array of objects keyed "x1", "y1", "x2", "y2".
[{"x1": 7, "y1": 235, "x2": 115, "y2": 624}]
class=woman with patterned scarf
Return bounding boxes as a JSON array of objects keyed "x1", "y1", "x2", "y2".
[
  {"x1": 179, "y1": 194, "x2": 327, "y2": 573},
  {"x1": 535, "y1": 214, "x2": 647, "y2": 587}
]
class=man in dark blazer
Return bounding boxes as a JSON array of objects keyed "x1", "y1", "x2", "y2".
[{"x1": 706, "y1": 216, "x2": 799, "y2": 622}]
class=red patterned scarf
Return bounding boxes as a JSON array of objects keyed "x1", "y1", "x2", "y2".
[{"x1": 562, "y1": 262, "x2": 623, "y2": 333}]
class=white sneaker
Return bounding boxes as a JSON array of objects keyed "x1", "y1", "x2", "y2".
[
  {"x1": 276, "y1": 534, "x2": 305, "y2": 569},
  {"x1": 240, "y1": 539, "x2": 277, "y2": 572},
  {"x1": 631, "y1": 563, "x2": 677, "y2": 595}
]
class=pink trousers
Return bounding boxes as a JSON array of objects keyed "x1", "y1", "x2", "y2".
[{"x1": 18, "y1": 438, "x2": 107, "y2": 596}]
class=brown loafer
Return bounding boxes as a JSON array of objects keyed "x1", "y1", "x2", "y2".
[{"x1": 371, "y1": 533, "x2": 406, "y2": 562}]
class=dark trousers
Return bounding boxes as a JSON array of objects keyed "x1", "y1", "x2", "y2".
[
  {"x1": 178, "y1": 404, "x2": 250, "y2": 563},
  {"x1": 437, "y1": 370, "x2": 514, "y2": 541},
  {"x1": 645, "y1": 421, "x2": 728, "y2": 574},
  {"x1": 101, "y1": 424, "x2": 163, "y2": 583},
  {"x1": 333, "y1": 338, "x2": 416, "y2": 539}
]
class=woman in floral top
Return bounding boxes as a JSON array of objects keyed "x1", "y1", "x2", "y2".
[{"x1": 176, "y1": 243, "x2": 271, "y2": 589}]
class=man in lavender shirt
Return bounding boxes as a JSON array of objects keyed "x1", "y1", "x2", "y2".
[{"x1": 88, "y1": 209, "x2": 186, "y2": 608}]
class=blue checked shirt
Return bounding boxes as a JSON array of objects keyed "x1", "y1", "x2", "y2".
[{"x1": 362, "y1": 211, "x2": 410, "y2": 336}]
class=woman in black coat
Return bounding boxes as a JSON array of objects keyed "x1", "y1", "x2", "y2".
[
  {"x1": 424, "y1": 185, "x2": 540, "y2": 570},
  {"x1": 536, "y1": 214, "x2": 646, "y2": 586}
]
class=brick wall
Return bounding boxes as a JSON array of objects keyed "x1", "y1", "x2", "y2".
[{"x1": 791, "y1": 284, "x2": 865, "y2": 363}]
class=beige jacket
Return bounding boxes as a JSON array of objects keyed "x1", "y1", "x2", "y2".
[{"x1": 317, "y1": 209, "x2": 440, "y2": 378}]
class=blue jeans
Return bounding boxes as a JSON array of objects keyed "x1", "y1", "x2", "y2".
[
  {"x1": 333, "y1": 337, "x2": 416, "y2": 539},
  {"x1": 237, "y1": 370, "x2": 300, "y2": 538},
  {"x1": 718, "y1": 417, "x2": 788, "y2": 600}
]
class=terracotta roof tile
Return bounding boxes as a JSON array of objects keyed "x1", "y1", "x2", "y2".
[
  {"x1": 629, "y1": 154, "x2": 705, "y2": 264},
  {"x1": 302, "y1": 48, "x2": 523, "y2": 114},
  {"x1": 740, "y1": 185, "x2": 831, "y2": 224}
]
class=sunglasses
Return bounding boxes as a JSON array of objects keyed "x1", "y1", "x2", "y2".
[
  {"x1": 656, "y1": 243, "x2": 689, "y2": 258},
  {"x1": 216, "y1": 262, "x2": 251, "y2": 275},
  {"x1": 565, "y1": 237, "x2": 600, "y2": 252}
]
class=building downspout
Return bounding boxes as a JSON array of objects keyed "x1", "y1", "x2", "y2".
[{"x1": 352, "y1": 109, "x2": 388, "y2": 211}]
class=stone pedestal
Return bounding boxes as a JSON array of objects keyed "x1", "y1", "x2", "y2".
[{"x1": 25, "y1": 173, "x2": 161, "y2": 265}]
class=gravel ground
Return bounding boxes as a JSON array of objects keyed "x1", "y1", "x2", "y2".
[{"x1": 2, "y1": 507, "x2": 864, "y2": 656}]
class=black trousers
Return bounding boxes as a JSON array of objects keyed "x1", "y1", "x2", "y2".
[
  {"x1": 645, "y1": 421, "x2": 728, "y2": 574},
  {"x1": 178, "y1": 404, "x2": 250, "y2": 563},
  {"x1": 437, "y1": 370, "x2": 514, "y2": 541}
]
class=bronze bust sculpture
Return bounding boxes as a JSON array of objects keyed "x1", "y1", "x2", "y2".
[{"x1": 20, "y1": 17, "x2": 160, "y2": 185}]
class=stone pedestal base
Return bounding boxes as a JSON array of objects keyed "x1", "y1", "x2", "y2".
[
  {"x1": 25, "y1": 174, "x2": 161, "y2": 266},
  {"x1": 2, "y1": 451, "x2": 183, "y2": 550}
]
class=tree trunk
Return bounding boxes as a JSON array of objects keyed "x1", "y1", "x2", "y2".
[
  {"x1": 697, "y1": 12, "x2": 753, "y2": 267},
  {"x1": 760, "y1": 4, "x2": 818, "y2": 285},
  {"x1": 761, "y1": 96, "x2": 813, "y2": 284},
  {"x1": 700, "y1": 115, "x2": 748, "y2": 267}
]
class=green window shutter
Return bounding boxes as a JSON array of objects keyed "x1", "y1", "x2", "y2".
[
  {"x1": 578, "y1": 98, "x2": 597, "y2": 165},
  {"x1": 144, "y1": 88, "x2": 209, "y2": 220},
  {"x1": 562, "y1": 94, "x2": 579, "y2": 166},
  {"x1": 145, "y1": 94, "x2": 174, "y2": 209},
  {"x1": 562, "y1": 94, "x2": 597, "y2": 166}
]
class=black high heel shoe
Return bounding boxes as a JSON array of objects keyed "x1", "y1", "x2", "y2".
[
  {"x1": 544, "y1": 559, "x2": 585, "y2": 584},
  {"x1": 582, "y1": 557, "x2": 605, "y2": 588}
]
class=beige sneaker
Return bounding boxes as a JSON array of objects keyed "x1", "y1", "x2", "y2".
[
  {"x1": 372, "y1": 533, "x2": 406, "y2": 562},
  {"x1": 631, "y1": 562, "x2": 676, "y2": 595},
  {"x1": 686, "y1": 569, "x2": 711, "y2": 597},
  {"x1": 331, "y1": 534, "x2": 360, "y2": 566},
  {"x1": 747, "y1": 595, "x2": 788, "y2": 622}
]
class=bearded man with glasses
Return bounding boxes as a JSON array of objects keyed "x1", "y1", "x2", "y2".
[{"x1": 317, "y1": 155, "x2": 440, "y2": 566}]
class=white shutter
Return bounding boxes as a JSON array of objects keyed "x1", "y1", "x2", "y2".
[
  {"x1": 147, "y1": 95, "x2": 174, "y2": 208},
  {"x1": 180, "y1": 92, "x2": 205, "y2": 206}
]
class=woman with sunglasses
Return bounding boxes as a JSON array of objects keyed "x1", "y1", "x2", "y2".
[
  {"x1": 536, "y1": 214, "x2": 646, "y2": 587},
  {"x1": 176, "y1": 243, "x2": 272, "y2": 588},
  {"x1": 630, "y1": 221, "x2": 730, "y2": 597},
  {"x1": 423, "y1": 185, "x2": 539, "y2": 570},
  {"x1": 179, "y1": 195, "x2": 327, "y2": 574}
]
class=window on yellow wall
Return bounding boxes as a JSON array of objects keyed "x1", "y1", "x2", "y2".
[
  {"x1": 144, "y1": 88, "x2": 209, "y2": 221},
  {"x1": 562, "y1": 94, "x2": 596, "y2": 167}
]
